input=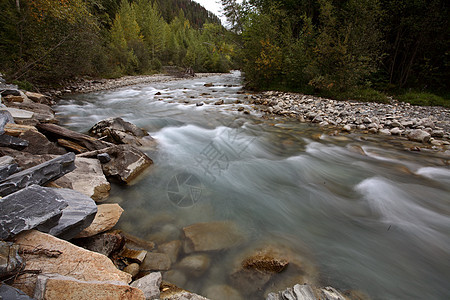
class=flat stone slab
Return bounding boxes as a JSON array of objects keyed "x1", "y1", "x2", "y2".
[
  {"x1": 0, "y1": 107, "x2": 34, "y2": 119},
  {"x1": 75, "y1": 204, "x2": 124, "y2": 238},
  {"x1": 47, "y1": 188, "x2": 98, "y2": 240},
  {"x1": 34, "y1": 275, "x2": 144, "y2": 300},
  {"x1": 0, "y1": 185, "x2": 68, "y2": 240},
  {"x1": 0, "y1": 134, "x2": 29, "y2": 150},
  {"x1": 54, "y1": 157, "x2": 110, "y2": 202},
  {"x1": 12, "y1": 230, "x2": 132, "y2": 297},
  {"x1": 0, "y1": 152, "x2": 75, "y2": 197}
]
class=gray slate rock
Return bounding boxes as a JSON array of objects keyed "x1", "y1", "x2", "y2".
[
  {"x1": 0, "y1": 89, "x2": 20, "y2": 97},
  {"x1": 266, "y1": 284, "x2": 316, "y2": 300},
  {"x1": 97, "y1": 152, "x2": 111, "y2": 163},
  {"x1": 0, "y1": 241, "x2": 23, "y2": 273},
  {"x1": 0, "y1": 110, "x2": 15, "y2": 135},
  {"x1": 0, "y1": 134, "x2": 29, "y2": 150},
  {"x1": 0, "y1": 185, "x2": 68, "y2": 240},
  {"x1": 0, "y1": 156, "x2": 20, "y2": 181},
  {"x1": 130, "y1": 272, "x2": 162, "y2": 300},
  {"x1": 0, "y1": 152, "x2": 75, "y2": 197},
  {"x1": 47, "y1": 188, "x2": 98, "y2": 240},
  {"x1": 0, "y1": 284, "x2": 33, "y2": 300}
]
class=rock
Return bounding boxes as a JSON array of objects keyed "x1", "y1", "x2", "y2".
[
  {"x1": 203, "y1": 285, "x2": 243, "y2": 300},
  {"x1": 54, "y1": 157, "x2": 110, "y2": 201},
  {"x1": 177, "y1": 254, "x2": 211, "y2": 277},
  {"x1": 88, "y1": 117, "x2": 153, "y2": 148},
  {"x1": 119, "y1": 247, "x2": 147, "y2": 264},
  {"x1": 98, "y1": 152, "x2": 111, "y2": 163},
  {"x1": 24, "y1": 91, "x2": 51, "y2": 105},
  {"x1": 37, "y1": 123, "x2": 110, "y2": 151},
  {"x1": 318, "y1": 286, "x2": 347, "y2": 300},
  {"x1": 75, "y1": 204, "x2": 124, "y2": 238},
  {"x1": 121, "y1": 232, "x2": 156, "y2": 252},
  {"x1": 0, "y1": 110, "x2": 14, "y2": 134},
  {"x1": 47, "y1": 188, "x2": 98, "y2": 240},
  {"x1": 141, "y1": 252, "x2": 171, "y2": 272},
  {"x1": 0, "y1": 89, "x2": 20, "y2": 97},
  {"x1": 0, "y1": 241, "x2": 23, "y2": 273},
  {"x1": 229, "y1": 268, "x2": 272, "y2": 295},
  {"x1": 342, "y1": 125, "x2": 352, "y2": 132},
  {"x1": 3, "y1": 95, "x2": 25, "y2": 103},
  {"x1": 407, "y1": 129, "x2": 431, "y2": 143},
  {"x1": 4, "y1": 102, "x2": 56, "y2": 123},
  {"x1": 0, "y1": 160, "x2": 20, "y2": 181},
  {"x1": 0, "y1": 107, "x2": 33, "y2": 120},
  {"x1": 160, "y1": 282, "x2": 209, "y2": 300},
  {"x1": 0, "y1": 152, "x2": 76, "y2": 197},
  {"x1": 3, "y1": 123, "x2": 37, "y2": 136},
  {"x1": 100, "y1": 144, "x2": 153, "y2": 184},
  {"x1": 378, "y1": 128, "x2": 391, "y2": 135},
  {"x1": 183, "y1": 221, "x2": 245, "y2": 253},
  {"x1": 158, "y1": 240, "x2": 182, "y2": 263},
  {"x1": 130, "y1": 272, "x2": 162, "y2": 300},
  {"x1": 363, "y1": 117, "x2": 372, "y2": 124},
  {"x1": 0, "y1": 134, "x2": 29, "y2": 150},
  {"x1": 0, "y1": 185, "x2": 68, "y2": 240},
  {"x1": 431, "y1": 130, "x2": 444, "y2": 138},
  {"x1": 214, "y1": 100, "x2": 224, "y2": 105},
  {"x1": 266, "y1": 284, "x2": 316, "y2": 300},
  {"x1": 12, "y1": 230, "x2": 132, "y2": 296},
  {"x1": 124, "y1": 263, "x2": 140, "y2": 278},
  {"x1": 242, "y1": 249, "x2": 289, "y2": 273},
  {"x1": 0, "y1": 284, "x2": 33, "y2": 300},
  {"x1": 19, "y1": 130, "x2": 67, "y2": 155},
  {"x1": 390, "y1": 127, "x2": 402, "y2": 135},
  {"x1": 74, "y1": 231, "x2": 125, "y2": 257},
  {"x1": 368, "y1": 128, "x2": 378, "y2": 134},
  {"x1": 196, "y1": 102, "x2": 204, "y2": 107},
  {"x1": 163, "y1": 270, "x2": 187, "y2": 287},
  {"x1": 204, "y1": 83, "x2": 214, "y2": 87},
  {"x1": 33, "y1": 275, "x2": 144, "y2": 300}
]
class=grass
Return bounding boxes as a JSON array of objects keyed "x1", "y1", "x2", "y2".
[
  {"x1": 396, "y1": 92, "x2": 450, "y2": 108},
  {"x1": 319, "y1": 87, "x2": 389, "y2": 104}
]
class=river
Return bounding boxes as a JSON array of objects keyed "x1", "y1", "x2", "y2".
[{"x1": 54, "y1": 71, "x2": 450, "y2": 299}]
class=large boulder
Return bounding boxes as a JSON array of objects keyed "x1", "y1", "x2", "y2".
[
  {"x1": 19, "y1": 130, "x2": 67, "y2": 155},
  {"x1": 89, "y1": 117, "x2": 154, "y2": 149},
  {"x1": 99, "y1": 144, "x2": 153, "y2": 184},
  {"x1": 183, "y1": 221, "x2": 245, "y2": 253},
  {"x1": 54, "y1": 157, "x2": 110, "y2": 201},
  {"x1": 75, "y1": 204, "x2": 124, "y2": 238},
  {"x1": 0, "y1": 185, "x2": 68, "y2": 240},
  {"x1": 407, "y1": 129, "x2": 431, "y2": 143},
  {"x1": 34, "y1": 275, "x2": 145, "y2": 300},
  {"x1": 11, "y1": 230, "x2": 132, "y2": 296},
  {"x1": 47, "y1": 188, "x2": 98, "y2": 240},
  {"x1": 0, "y1": 152, "x2": 76, "y2": 197}
]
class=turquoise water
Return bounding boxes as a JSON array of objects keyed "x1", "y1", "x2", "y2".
[{"x1": 55, "y1": 72, "x2": 450, "y2": 299}]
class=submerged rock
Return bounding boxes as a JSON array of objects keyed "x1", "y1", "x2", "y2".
[
  {"x1": 177, "y1": 254, "x2": 211, "y2": 277},
  {"x1": 203, "y1": 285, "x2": 243, "y2": 300},
  {"x1": 141, "y1": 253, "x2": 171, "y2": 272},
  {"x1": 183, "y1": 221, "x2": 245, "y2": 253}
]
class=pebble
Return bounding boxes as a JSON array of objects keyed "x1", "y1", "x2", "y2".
[{"x1": 251, "y1": 91, "x2": 450, "y2": 147}]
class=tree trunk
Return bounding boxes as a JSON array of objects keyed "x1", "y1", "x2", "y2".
[{"x1": 15, "y1": 0, "x2": 20, "y2": 12}]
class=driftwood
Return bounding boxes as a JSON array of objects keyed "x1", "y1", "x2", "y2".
[{"x1": 37, "y1": 123, "x2": 112, "y2": 151}]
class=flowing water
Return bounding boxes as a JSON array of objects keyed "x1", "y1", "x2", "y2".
[{"x1": 55, "y1": 72, "x2": 450, "y2": 299}]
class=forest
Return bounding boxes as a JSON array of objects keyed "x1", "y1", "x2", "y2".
[
  {"x1": 0, "y1": 0, "x2": 236, "y2": 87},
  {"x1": 222, "y1": 0, "x2": 449, "y2": 105}
]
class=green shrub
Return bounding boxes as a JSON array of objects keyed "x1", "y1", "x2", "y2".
[
  {"x1": 319, "y1": 87, "x2": 389, "y2": 103},
  {"x1": 12, "y1": 80, "x2": 34, "y2": 91},
  {"x1": 397, "y1": 92, "x2": 449, "y2": 108}
]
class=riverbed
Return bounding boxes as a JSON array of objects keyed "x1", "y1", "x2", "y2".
[{"x1": 54, "y1": 71, "x2": 450, "y2": 300}]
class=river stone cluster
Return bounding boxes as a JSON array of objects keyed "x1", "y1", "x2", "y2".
[{"x1": 250, "y1": 91, "x2": 450, "y2": 147}]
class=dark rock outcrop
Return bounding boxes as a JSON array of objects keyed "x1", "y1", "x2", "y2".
[
  {"x1": 0, "y1": 134, "x2": 28, "y2": 150},
  {"x1": 89, "y1": 117, "x2": 151, "y2": 147},
  {"x1": 19, "y1": 130, "x2": 67, "y2": 155},
  {"x1": 0, "y1": 152, "x2": 75, "y2": 197},
  {"x1": 0, "y1": 185, "x2": 68, "y2": 240},
  {"x1": 47, "y1": 188, "x2": 98, "y2": 240},
  {"x1": 74, "y1": 231, "x2": 125, "y2": 257}
]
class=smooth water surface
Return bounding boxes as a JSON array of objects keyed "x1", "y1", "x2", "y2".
[{"x1": 55, "y1": 72, "x2": 450, "y2": 299}]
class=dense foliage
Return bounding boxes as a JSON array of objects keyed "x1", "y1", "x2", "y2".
[
  {"x1": 222, "y1": 0, "x2": 449, "y2": 97},
  {"x1": 0, "y1": 0, "x2": 235, "y2": 86}
]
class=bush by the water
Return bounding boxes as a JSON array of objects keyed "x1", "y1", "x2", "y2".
[{"x1": 397, "y1": 92, "x2": 449, "y2": 108}]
